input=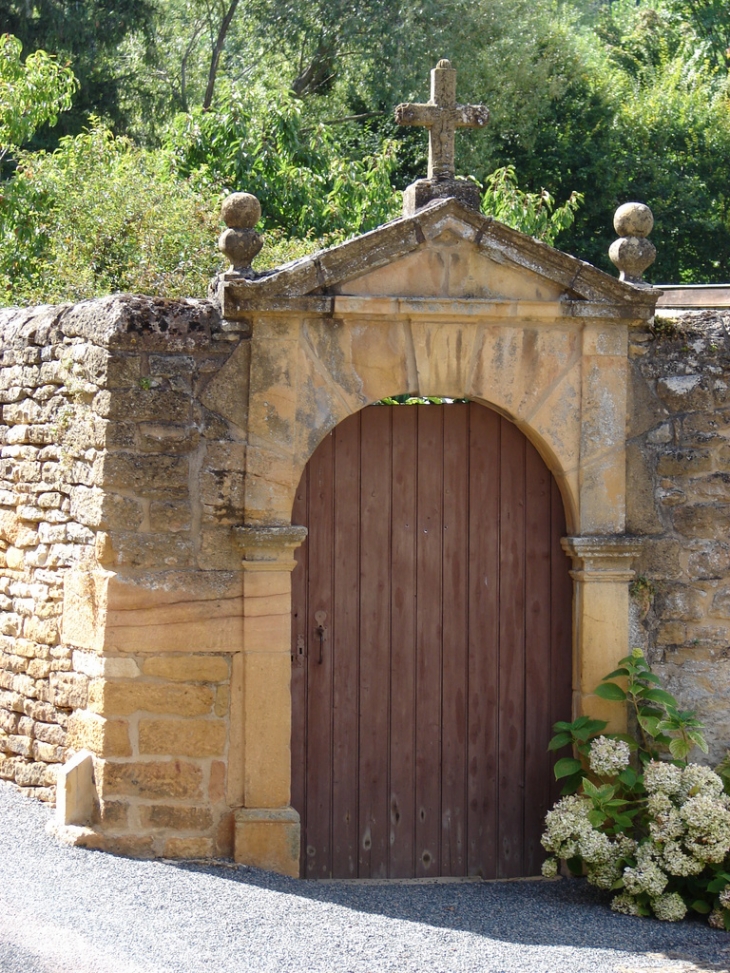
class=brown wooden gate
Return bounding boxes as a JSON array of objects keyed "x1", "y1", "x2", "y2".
[{"x1": 290, "y1": 403, "x2": 572, "y2": 879}]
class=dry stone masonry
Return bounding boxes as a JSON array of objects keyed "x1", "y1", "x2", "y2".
[
  {"x1": 0, "y1": 295, "x2": 245, "y2": 856},
  {"x1": 629, "y1": 309, "x2": 730, "y2": 761}
]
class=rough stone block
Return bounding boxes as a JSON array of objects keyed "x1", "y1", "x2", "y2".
[
  {"x1": 88, "y1": 680, "x2": 214, "y2": 718},
  {"x1": 163, "y1": 836, "x2": 214, "y2": 859},
  {"x1": 138, "y1": 718, "x2": 227, "y2": 757},
  {"x1": 139, "y1": 804, "x2": 213, "y2": 831},
  {"x1": 99, "y1": 759, "x2": 203, "y2": 800},
  {"x1": 67, "y1": 711, "x2": 132, "y2": 757},
  {"x1": 141, "y1": 655, "x2": 229, "y2": 684},
  {"x1": 234, "y1": 807, "x2": 300, "y2": 877}
]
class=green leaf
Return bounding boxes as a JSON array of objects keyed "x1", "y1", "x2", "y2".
[
  {"x1": 669, "y1": 737, "x2": 691, "y2": 760},
  {"x1": 566, "y1": 856, "x2": 583, "y2": 877},
  {"x1": 642, "y1": 688, "x2": 678, "y2": 707},
  {"x1": 583, "y1": 719, "x2": 609, "y2": 735},
  {"x1": 594, "y1": 682, "x2": 626, "y2": 701},
  {"x1": 554, "y1": 757, "x2": 583, "y2": 780},
  {"x1": 602, "y1": 667, "x2": 630, "y2": 680},
  {"x1": 688, "y1": 730, "x2": 709, "y2": 753},
  {"x1": 560, "y1": 772, "x2": 585, "y2": 796},
  {"x1": 582, "y1": 778, "x2": 600, "y2": 799},
  {"x1": 691, "y1": 899, "x2": 711, "y2": 914},
  {"x1": 618, "y1": 768, "x2": 638, "y2": 787},
  {"x1": 587, "y1": 809, "x2": 606, "y2": 828},
  {"x1": 707, "y1": 877, "x2": 730, "y2": 893},
  {"x1": 724, "y1": 909, "x2": 730, "y2": 932},
  {"x1": 612, "y1": 813, "x2": 634, "y2": 828},
  {"x1": 638, "y1": 715, "x2": 661, "y2": 736},
  {"x1": 548, "y1": 732, "x2": 573, "y2": 751}
]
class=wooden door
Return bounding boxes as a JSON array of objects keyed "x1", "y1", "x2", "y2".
[{"x1": 291, "y1": 403, "x2": 572, "y2": 879}]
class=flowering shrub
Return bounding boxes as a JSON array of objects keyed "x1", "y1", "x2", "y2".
[{"x1": 541, "y1": 649, "x2": 730, "y2": 927}]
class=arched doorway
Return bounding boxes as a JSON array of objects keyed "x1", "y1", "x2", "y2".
[{"x1": 291, "y1": 401, "x2": 572, "y2": 879}]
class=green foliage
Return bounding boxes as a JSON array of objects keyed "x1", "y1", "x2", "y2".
[
  {"x1": 166, "y1": 82, "x2": 401, "y2": 240},
  {"x1": 481, "y1": 166, "x2": 583, "y2": 245},
  {"x1": 543, "y1": 648, "x2": 730, "y2": 927},
  {"x1": 0, "y1": 33, "x2": 76, "y2": 159},
  {"x1": 0, "y1": 121, "x2": 222, "y2": 304},
  {"x1": 0, "y1": 0, "x2": 155, "y2": 138}
]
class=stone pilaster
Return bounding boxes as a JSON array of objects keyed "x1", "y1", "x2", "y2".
[
  {"x1": 562, "y1": 536, "x2": 642, "y2": 731},
  {"x1": 231, "y1": 525, "x2": 307, "y2": 876}
]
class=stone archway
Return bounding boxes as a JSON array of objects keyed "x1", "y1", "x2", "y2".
[{"x1": 226, "y1": 197, "x2": 654, "y2": 875}]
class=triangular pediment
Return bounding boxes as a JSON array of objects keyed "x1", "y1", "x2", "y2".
[{"x1": 222, "y1": 198, "x2": 658, "y2": 311}]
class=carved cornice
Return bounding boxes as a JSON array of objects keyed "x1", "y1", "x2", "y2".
[
  {"x1": 232, "y1": 525, "x2": 308, "y2": 568},
  {"x1": 561, "y1": 535, "x2": 642, "y2": 583}
]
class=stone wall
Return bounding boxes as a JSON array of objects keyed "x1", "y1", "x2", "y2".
[
  {"x1": 628, "y1": 309, "x2": 730, "y2": 762},
  {"x1": 4, "y1": 290, "x2": 730, "y2": 859},
  {"x1": 0, "y1": 295, "x2": 248, "y2": 856}
]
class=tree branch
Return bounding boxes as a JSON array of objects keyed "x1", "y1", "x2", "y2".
[{"x1": 202, "y1": 0, "x2": 241, "y2": 111}]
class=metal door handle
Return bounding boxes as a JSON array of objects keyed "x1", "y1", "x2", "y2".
[{"x1": 314, "y1": 611, "x2": 327, "y2": 664}]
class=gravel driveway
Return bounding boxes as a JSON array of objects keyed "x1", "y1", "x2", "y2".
[{"x1": 1, "y1": 782, "x2": 729, "y2": 973}]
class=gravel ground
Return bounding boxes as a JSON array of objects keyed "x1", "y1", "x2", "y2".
[{"x1": 1, "y1": 782, "x2": 730, "y2": 973}]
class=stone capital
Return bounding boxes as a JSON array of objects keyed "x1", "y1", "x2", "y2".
[
  {"x1": 232, "y1": 525, "x2": 307, "y2": 570},
  {"x1": 561, "y1": 535, "x2": 642, "y2": 582}
]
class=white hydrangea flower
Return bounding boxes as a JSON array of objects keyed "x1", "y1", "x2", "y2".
[
  {"x1": 541, "y1": 857, "x2": 558, "y2": 878},
  {"x1": 542, "y1": 795, "x2": 594, "y2": 858},
  {"x1": 611, "y1": 893, "x2": 642, "y2": 917},
  {"x1": 615, "y1": 834, "x2": 637, "y2": 858},
  {"x1": 589, "y1": 736, "x2": 631, "y2": 777},
  {"x1": 719, "y1": 886, "x2": 730, "y2": 909},
  {"x1": 709, "y1": 909, "x2": 726, "y2": 930},
  {"x1": 680, "y1": 795, "x2": 730, "y2": 864},
  {"x1": 680, "y1": 764, "x2": 724, "y2": 801},
  {"x1": 623, "y1": 860, "x2": 668, "y2": 897},
  {"x1": 651, "y1": 892, "x2": 687, "y2": 922},
  {"x1": 586, "y1": 860, "x2": 622, "y2": 890},
  {"x1": 578, "y1": 828, "x2": 614, "y2": 864},
  {"x1": 661, "y1": 840, "x2": 704, "y2": 877},
  {"x1": 643, "y1": 761, "x2": 682, "y2": 796},
  {"x1": 649, "y1": 802, "x2": 683, "y2": 843}
]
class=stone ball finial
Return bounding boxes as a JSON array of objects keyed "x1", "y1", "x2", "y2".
[
  {"x1": 218, "y1": 192, "x2": 263, "y2": 278},
  {"x1": 609, "y1": 202, "x2": 656, "y2": 285}
]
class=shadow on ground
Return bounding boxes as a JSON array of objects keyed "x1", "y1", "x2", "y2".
[{"x1": 167, "y1": 861, "x2": 730, "y2": 970}]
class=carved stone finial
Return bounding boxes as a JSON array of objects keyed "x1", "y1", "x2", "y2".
[
  {"x1": 609, "y1": 202, "x2": 656, "y2": 286},
  {"x1": 218, "y1": 192, "x2": 263, "y2": 278}
]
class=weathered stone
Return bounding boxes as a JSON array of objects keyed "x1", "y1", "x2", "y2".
[
  {"x1": 88, "y1": 680, "x2": 214, "y2": 718},
  {"x1": 138, "y1": 718, "x2": 227, "y2": 756},
  {"x1": 139, "y1": 804, "x2": 213, "y2": 832},
  {"x1": 141, "y1": 656, "x2": 229, "y2": 683},
  {"x1": 99, "y1": 760, "x2": 203, "y2": 800}
]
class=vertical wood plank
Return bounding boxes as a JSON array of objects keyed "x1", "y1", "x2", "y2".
[
  {"x1": 467, "y1": 403, "x2": 500, "y2": 877},
  {"x1": 358, "y1": 406, "x2": 392, "y2": 877},
  {"x1": 440, "y1": 404, "x2": 469, "y2": 876},
  {"x1": 550, "y1": 478, "x2": 573, "y2": 809},
  {"x1": 523, "y1": 441, "x2": 553, "y2": 876},
  {"x1": 290, "y1": 465, "x2": 308, "y2": 879},
  {"x1": 414, "y1": 405, "x2": 443, "y2": 877},
  {"x1": 331, "y1": 413, "x2": 362, "y2": 877},
  {"x1": 389, "y1": 406, "x2": 418, "y2": 877},
  {"x1": 304, "y1": 431, "x2": 335, "y2": 877},
  {"x1": 497, "y1": 418, "x2": 526, "y2": 878}
]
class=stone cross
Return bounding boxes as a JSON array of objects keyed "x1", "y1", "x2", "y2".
[{"x1": 395, "y1": 59, "x2": 489, "y2": 181}]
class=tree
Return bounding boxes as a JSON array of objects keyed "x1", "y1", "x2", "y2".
[
  {"x1": 0, "y1": 0, "x2": 154, "y2": 138},
  {"x1": 0, "y1": 33, "x2": 76, "y2": 161}
]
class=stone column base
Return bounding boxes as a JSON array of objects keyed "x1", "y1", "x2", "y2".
[{"x1": 234, "y1": 807, "x2": 300, "y2": 877}]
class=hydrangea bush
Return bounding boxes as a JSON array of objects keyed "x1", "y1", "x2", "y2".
[{"x1": 541, "y1": 649, "x2": 730, "y2": 928}]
